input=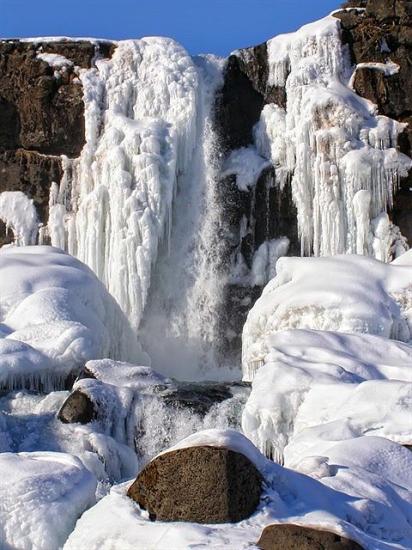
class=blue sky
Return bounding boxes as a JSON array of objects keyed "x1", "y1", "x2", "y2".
[{"x1": 2, "y1": 0, "x2": 340, "y2": 55}]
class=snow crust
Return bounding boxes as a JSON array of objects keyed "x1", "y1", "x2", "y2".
[
  {"x1": 243, "y1": 253, "x2": 412, "y2": 377},
  {"x1": 250, "y1": 15, "x2": 411, "y2": 259},
  {"x1": 0, "y1": 451, "x2": 96, "y2": 550},
  {"x1": 65, "y1": 429, "x2": 412, "y2": 550},
  {"x1": 0, "y1": 246, "x2": 145, "y2": 390}
]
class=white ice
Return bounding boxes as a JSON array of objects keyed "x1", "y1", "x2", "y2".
[{"x1": 0, "y1": 191, "x2": 38, "y2": 246}]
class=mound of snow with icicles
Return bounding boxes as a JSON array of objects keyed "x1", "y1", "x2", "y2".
[
  {"x1": 0, "y1": 451, "x2": 96, "y2": 550},
  {"x1": 64, "y1": 429, "x2": 412, "y2": 550},
  {"x1": 242, "y1": 329, "x2": 412, "y2": 463},
  {"x1": 0, "y1": 246, "x2": 146, "y2": 391},
  {"x1": 242, "y1": 251, "x2": 412, "y2": 379}
]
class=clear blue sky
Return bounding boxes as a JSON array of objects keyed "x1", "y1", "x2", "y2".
[{"x1": 2, "y1": 0, "x2": 341, "y2": 56}]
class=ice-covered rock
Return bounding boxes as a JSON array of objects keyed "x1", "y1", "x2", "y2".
[
  {"x1": 0, "y1": 451, "x2": 96, "y2": 550},
  {"x1": 58, "y1": 360, "x2": 249, "y2": 466},
  {"x1": 243, "y1": 252, "x2": 412, "y2": 378},
  {"x1": 0, "y1": 246, "x2": 146, "y2": 391}
]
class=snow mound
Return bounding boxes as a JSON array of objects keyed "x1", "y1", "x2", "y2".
[
  {"x1": 243, "y1": 252, "x2": 412, "y2": 378},
  {"x1": 64, "y1": 430, "x2": 412, "y2": 550},
  {"x1": 0, "y1": 246, "x2": 146, "y2": 390},
  {"x1": 0, "y1": 451, "x2": 96, "y2": 550},
  {"x1": 243, "y1": 329, "x2": 412, "y2": 462}
]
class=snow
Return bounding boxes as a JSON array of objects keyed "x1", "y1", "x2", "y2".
[
  {"x1": 0, "y1": 246, "x2": 146, "y2": 390},
  {"x1": 221, "y1": 146, "x2": 271, "y2": 192},
  {"x1": 243, "y1": 253, "x2": 412, "y2": 378},
  {"x1": 0, "y1": 191, "x2": 38, "y2": 246},
  {"x1": 349, "y1": 60, "x2": 400, "y2": 90},
  {"x1": 36, "y1": 52, "x2": 74, "y2": 69},
  {"x1": 250, "y1": 14, "x2": 411, "y2": 259},
  {"x1": 0, "y1": 451, "x2": 96, "y2": 550},
  {"x1": 242, "y1": 329, "x2": 412, "y2": 461},
  {"x1": 64, "y1": 429, "x2": 412, "y2": 550}
]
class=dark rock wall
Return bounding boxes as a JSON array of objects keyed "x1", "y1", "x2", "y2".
[
  {"x1": 0, "y1": 40, "x2": 114, "y2": 245},
  {"x1": 336, "y1": 0, "x2": 412, "y2": 242}
]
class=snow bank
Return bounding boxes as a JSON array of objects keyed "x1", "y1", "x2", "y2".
[
  {"x1": 248, "y1": 14, "x2": 411, "y2": 259},
  {"x1": 243, "y1": 329, "x2": 412, "y2": 461},
  {"x1": 64, "y1": 429, "x2": 412, "y2": 550},
  {"x1": 0, "y1": 451, "x2": 96, "y2": 550},
  {"x1": 243, "y1": 253, "x2": 412, "y2": 377},
  {"x1": 0, "y1": 246, "x2": 146, "y2": 390}
]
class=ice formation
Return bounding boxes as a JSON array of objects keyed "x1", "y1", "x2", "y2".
[
  {"x1": 0, "y1": 246, "x2": 145, "y2": 390},
  {"x1": 243, "y1": 252, "x2": 412, "y2": 378},
  {"x1": 64, "y1": 429, "x2": 412, "y2": 550},
  {"x1": 250, "y1": 15, "x2": 411, "y2": 258},
  {"x1": 0, "y1": 451, "x2": 96, "y2": 550},
  {"x1": 66, "y1": 359, "x2": 248, "y2": 466},
  {"x1": 46, "y1": 38, "x2": 200, "y2": 333},
  {"x1": 0, "y1": 191, "x2": 38, "y2": 245}
]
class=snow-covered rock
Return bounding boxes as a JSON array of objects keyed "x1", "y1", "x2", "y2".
[
  {"x1": 0, "y1": 246, "x2": 146, "y2": 391},
  {"x1": 0, "y1": 451, "x2": 96, "y2": 550},
  {"x1": 243, "y1": 252, "x2": 412, "y2": 379}
]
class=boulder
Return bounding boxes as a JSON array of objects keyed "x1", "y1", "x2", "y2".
[
  {"x1": 58, "y1": 389, "x2": 96, "y2": 424},
  {"x1": 257, "y1": 524, "x2": 363, "y2": 549},
  {"x1": 127, "y1": 445, "x2": 263, "y2": 523}
]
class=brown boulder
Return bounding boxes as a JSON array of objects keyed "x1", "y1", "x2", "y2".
[
  {"x1": 58, "y1": 389, "x2": 96, "y2": 424},
  {"x1": 127, "y1": 445, "x2": 263, "y2": 523},
  {"x1": 257, "y1": 524, "x2": 364, "y2": 550}
]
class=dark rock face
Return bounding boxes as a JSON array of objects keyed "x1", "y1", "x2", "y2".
[
  {"x1": 58, "y1": 389, "x2": 96, "y2": 424},
  {"x1": 335, "y1": 0, "x2": 412, "y2": 242},
  {"x1": 257, "y1": 524, "x2": 364, "y2": 550},
  {"x1": 127, "y1": 445, "x2": 262, "y2": 523},
  {"x1": 0, "y1": 40, "x2": 114, "y2": 244},
  {"x1": 213, "y1": 43, "x2": 298, "y2": 363}
]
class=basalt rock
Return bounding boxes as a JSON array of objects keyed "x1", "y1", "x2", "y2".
[
  {"x1": 58, "y1": 389, "x2": 96, "y2": 424},
  {"x1": 127, "y1": 445, "x2": 263, "y2": 523},
  {"x1": 336, "y1": 0, "x2": 412, "y2": 242},
  {"x1": 0, "y1": 39, "x2": 114, "y2": 243},
  {"x1": 257, "y1": 524, "x2": 364, "y2": 550}
]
